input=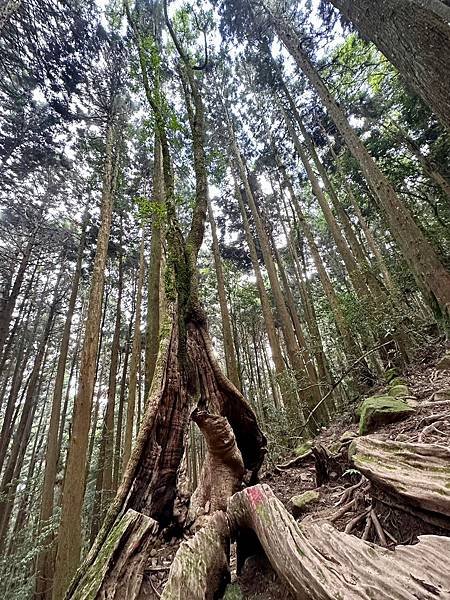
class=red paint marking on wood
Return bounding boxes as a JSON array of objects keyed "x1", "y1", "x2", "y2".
[{"x1": 246, "y1": 486, "x2": 264, "y2": 507}]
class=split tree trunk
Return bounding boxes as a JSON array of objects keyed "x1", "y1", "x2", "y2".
[{"x1": 66, "y1": 307, "x2": 266, "y2": 598}]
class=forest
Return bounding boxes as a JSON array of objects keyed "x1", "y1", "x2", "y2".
[{"x1": 0, "y1": 0, "x2": 450, "y2": 598}]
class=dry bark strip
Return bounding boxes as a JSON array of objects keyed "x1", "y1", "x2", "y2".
[
  {"x1": 162, "y1": 484, "x2": 450, "y2": 599},
  {"x1": 350, "y1": 436, "x2": 450, "y2": 518}
]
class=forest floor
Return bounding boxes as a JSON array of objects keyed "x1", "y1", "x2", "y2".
[{"x1": 143, "y1": 344, "x2": 450, "y2": 599}]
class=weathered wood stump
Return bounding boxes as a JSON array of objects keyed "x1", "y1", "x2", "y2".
[
  {"x1": 162, "y1": 484, "x2": 450, "y2": 599},
  {"x1": 70, "y1": 509, "x2": 158, "y2": 600},
  {"x1": 350, "y1": 436, "x2": 450, "y2": 522}
]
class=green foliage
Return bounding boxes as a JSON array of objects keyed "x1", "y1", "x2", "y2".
[{"x1": 135, "y1": 195, "x2": 167, "y2": 225}]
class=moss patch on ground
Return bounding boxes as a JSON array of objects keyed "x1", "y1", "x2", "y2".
[{"x1": 358, "y1": 396, "x2": 415, "y2": 435}]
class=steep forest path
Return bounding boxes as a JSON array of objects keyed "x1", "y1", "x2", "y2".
[{"x1": 229, "y1": 349, "x2": 450, "y2": 600}]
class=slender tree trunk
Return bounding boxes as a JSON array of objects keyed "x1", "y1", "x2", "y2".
[
  {"x1": 274, "y1": 185, "x2": 333, "y2": 392},
  {"x1": 122, "y1": 233, "x2": 145, "y2": 470},
  {"x1": 270, "y1": 13, "x2": 450, "y2": 328},
  {"x1": 0, "y1": 238, "x2": 33, "y2": 367},
  {"x1": 145, "y1": 137, "x2": 163, "y2": 398},
  {"x1": 278, "y1": 84, "x2": 374, "y2": 268},
  {"x1": 57, "y1": 311, "x2": 84, "y2": 462},
  {"x1": 229, "y1": 129, "x2": 323, "y2": 426},
  {"x1": 281, "y1": 109, "x2": 381, "y2": 302},
  {"x1": 234, "y1": 181, "x2": 295, "y2": 412},
  {"x1": 0, "y1": 254, "x2": 39, "y2": 376},
  {"x1": 102, "y1": 241, "x2": 123, "y2": 510},
  {"x1": 280, "y1": 165, "x2": 369, "y2": 379},
  {"x1": 207, "y1": 197, "x2": 240, "y2": 389},
  {"x1": 112, "y1": 312, "x2": 133, "y2": 490},
  {"x1": 35, "y1": 212, "x2": 88, "y2": 600},
  {"x1": 0, "y1": 270, "x2": 61, "y2": 545},
  {"x1": 327, "y1": 0, "x2": 450, "y2": 131},
  {"x1": 0, "y1": 303, "x2": 34, "y2": 471},
  {"x1": 324, "y1": 138, "x2": 397, "y2": 293},
  {"x1": 53, "y1": 118, "x2": 118, "y2": 600}
]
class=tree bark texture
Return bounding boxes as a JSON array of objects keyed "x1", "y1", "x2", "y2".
[{"x1": 328, "y1": 0, "x2": 450, "y2": 131}]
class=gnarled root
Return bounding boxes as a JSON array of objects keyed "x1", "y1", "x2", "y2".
[
  {"x1": 187, "y1": 409, "x2": 244, "y2": 528},
  {"x1": 161, "y1": 511, "x2": 230, "y2": 600},
  {"x1": 162, "y1": 484, "x2": 450, "y2": 600}
]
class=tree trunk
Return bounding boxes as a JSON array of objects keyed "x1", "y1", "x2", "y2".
[
  {"x1": 52, "y1": 118, "x2": 118, "y2": 600},
  {"x1": 35, "y1": 211, "x2": 88, "y2": 600},
  {"x1": 234, "y1": 181, "x2": 296, "y2": 413},
  {"x1": 230, "y1": 130, "x2": 323, "y2": 427},
  {"x1": 0, "y1": 270, "x2": 61, "y2": 544},
  {"x1": 66, "y1": 308, "x2": 266, "y2": 598},
  {"x1": 276, "y1": 190, "x2": 333, "y2": 393},
  {"x1": 270, "y1": 14, "x2": 450, "y2": 329},
  {"x1": 0, "y1": 237, "x2": 33, "y2": 369},
  {"x1": 280, "y1": 163, "x2": 364, "y2": 368},
  {"x1": 207, "y1": 196, "x2": 240, "y2": 390},
  {"x1": 122, "y1": 232, "x2": 145, "y2": 470},
  {"x1": 145, "y1": 136, "x2": 163, "y2": 399},
  {"x1": 102, "y1": 237, "x2": 123, "y2": 510},
  {"x1": 327, "y1": 0, "x2": 450, "y2": 131},
  {"x1": 112, "y1": 312, "x2": 133, "y2": 490},
  {"x1": 282, "y1": 112, "x2": 372, "y2": 300}
]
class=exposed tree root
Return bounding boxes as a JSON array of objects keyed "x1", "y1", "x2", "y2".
[
  {"x1": 330, "y1": 497, "x2": 358, "y2": 522},
  {"x1": 370, "y1": 508, "x2": 387, "y2": 547},
  {"x1": 162, "y1": 484, "x2": 450, "y2": 599},
  {"x1": 335, "y1": 475, "x2": 366, "y2": 506},
  {"x1": 350, "y1": 436, "x2": 450, "y2": 520},
  {"x1": 160, "y1": 511, "x2": 230, "y2": 600},
  {"x1": 276, "y1": 450, "x2": 312, "y2": 471}
]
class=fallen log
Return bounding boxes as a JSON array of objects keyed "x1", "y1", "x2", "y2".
[
  {"x1": 162, "y1": 484, "x2": 450, "y2": 599},
  {"x1": 350, "y1": 436, "x2": 450, "y2": 519}
]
